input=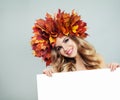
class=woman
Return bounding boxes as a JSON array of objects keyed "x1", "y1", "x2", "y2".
[{"x1": 31, "y1": 9, "x2": 119, "y2": 76}]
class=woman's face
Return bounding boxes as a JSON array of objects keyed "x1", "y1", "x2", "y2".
[{"x1": 55, "y1": 36, "x2": 78, "y2": 58}]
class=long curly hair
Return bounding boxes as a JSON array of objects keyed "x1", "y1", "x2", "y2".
[{"x1": 51, "y1": 35, "x2": 102, "y2": 72}]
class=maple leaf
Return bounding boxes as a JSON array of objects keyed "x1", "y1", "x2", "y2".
[{"x1": 72, "y1": 25, "x2": 78, "y2": 33}]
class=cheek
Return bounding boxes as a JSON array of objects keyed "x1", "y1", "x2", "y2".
[
  {"x1": 74, "y1": 45, "x2": 78, "y2": 52},
  {"x1": 73, "y1": 44, "x2": 78, "y2": 54},
  {"x1": 59, "y1": 50, "x2": 65, "y2": 56},
  {"x1": 59, "y1": 50, "x2": 68, "y2": 57}
]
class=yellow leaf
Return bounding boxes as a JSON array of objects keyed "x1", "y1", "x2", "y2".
[
  {"x1": 49, "y1": 36, "x2": 55, "y2": 44},
  {"x1": 39, "y1": 39, "x2": 45, "y2": 43},
  {"x1": 72, "y1": 25, "x2": 78, "y2": 33}
]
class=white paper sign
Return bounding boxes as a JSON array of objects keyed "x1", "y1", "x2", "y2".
[{"x1": 37, "y1": 68, "x2": 120, "y2": 100}]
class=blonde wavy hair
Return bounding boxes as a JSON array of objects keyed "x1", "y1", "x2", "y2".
[{"x1": 51, "y1": 35, "x2": 102, "y2": 72}]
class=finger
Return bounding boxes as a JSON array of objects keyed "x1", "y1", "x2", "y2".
[
  {"x1": 108, "y1": 64, "x2": 114, "y2": 71},
  {"x1": 111, "y1": 64, "x2": 118, "y2": 71},
  {"x1": 111, "y1": 66, "x2": 116, "y2": 71},
  {"x1": 117, "y1": 64, "x2": 120, "y2": 68},
  {"x1": 43, "y1": 70, "x2": 46, "y2": 74},
  {"x1": 47, "y1": 71, "x2": 52, "y2": 77},
  {"x1": 49, "y1": 70, "x2": 53, "y2": 77},
  {"x1": 43, "y1": 70, "x2": 50, "y2": 76}
]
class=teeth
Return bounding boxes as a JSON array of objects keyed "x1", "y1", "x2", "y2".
[{"x1": 67, "y1": 48, "x2": 72, "y2": 55}]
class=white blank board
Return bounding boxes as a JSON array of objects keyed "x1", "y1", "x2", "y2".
[{"x1": 37, "y1": 68, "x2": 120, "y2": 100}]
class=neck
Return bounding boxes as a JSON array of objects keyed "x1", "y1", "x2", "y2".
[{"x1": 75, "y1": 54, "x2": 86, "y2": 70}]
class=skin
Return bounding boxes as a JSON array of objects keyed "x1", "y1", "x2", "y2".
[{"x1": 43, "y1": 36, "x2": 120, "y2": 76}]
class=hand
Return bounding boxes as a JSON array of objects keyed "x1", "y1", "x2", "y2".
[
  {"x1": 43, "y1": 68, "x2": 54, "y2": 77},
  {"x1": 107, "y1": 63, "x2": 120, "y2": 71}
]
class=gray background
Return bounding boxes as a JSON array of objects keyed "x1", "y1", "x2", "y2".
[{"x1": 0, "y1": 0, "x2": 120, "y2": 100}]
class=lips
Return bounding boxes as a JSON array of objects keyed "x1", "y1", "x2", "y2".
[{"x1": 66, "y1": 48, "x2": 73, "y2": 55}]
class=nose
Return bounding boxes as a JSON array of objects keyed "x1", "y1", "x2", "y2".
[{"x1": 62, "y1": 45, "x2": 67, "y2": 51}]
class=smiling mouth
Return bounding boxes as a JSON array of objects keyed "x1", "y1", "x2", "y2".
[{"x1": 66, "y1": 48, "x2": 73, "y2": 55}]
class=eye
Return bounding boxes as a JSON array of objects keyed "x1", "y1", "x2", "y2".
[
  {"x1": 56, "y1": 46, "x2": 62, "y2": 51},
  {"x1": 64, "y1": 38, "x2": 69, "y2": 43}
]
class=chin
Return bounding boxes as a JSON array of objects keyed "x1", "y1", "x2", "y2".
[{"x1": 67, "y1": 55, "x2": 76, "y2": 58}]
